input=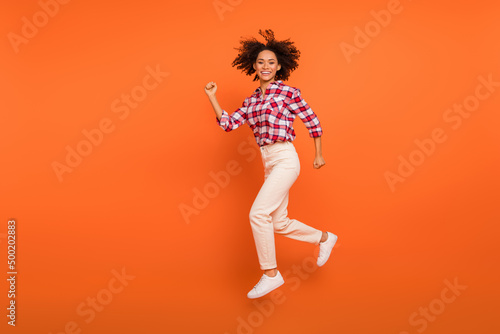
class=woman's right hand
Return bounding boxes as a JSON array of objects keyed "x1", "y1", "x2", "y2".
[{"x1": 205, "y1": 81, "x2": 217, "y2": 97}]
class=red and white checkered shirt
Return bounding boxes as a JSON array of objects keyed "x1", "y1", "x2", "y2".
[{"x1": 216, "y1": 81, "x2": 323, "y2": 147}]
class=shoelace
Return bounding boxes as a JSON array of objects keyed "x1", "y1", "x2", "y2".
[{"x1": 252, "y1": 275, "x2": 267, "y2": 290}]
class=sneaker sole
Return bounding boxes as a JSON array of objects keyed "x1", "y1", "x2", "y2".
[{"x1": 247, "y1": 280, "x2": 284, "y2": 299}]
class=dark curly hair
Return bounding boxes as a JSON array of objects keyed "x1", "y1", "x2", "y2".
[{"x1": 232, "y1": 29, "x2": 301, "y2": 81}]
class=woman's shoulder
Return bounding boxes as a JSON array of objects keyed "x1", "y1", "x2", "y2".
[
  {"x1": 275, "y1": 81, "x2": 301, "y2": 97},
  {"x1": 276, "y1": 80, "x2": 295, "y2": 89}
]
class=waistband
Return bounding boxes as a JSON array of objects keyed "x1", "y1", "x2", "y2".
[{"x1": 260, "y1": 140, "x2": 294, "y2": 154}]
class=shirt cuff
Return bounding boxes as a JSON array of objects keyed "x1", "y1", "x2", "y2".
[
  {"x1": 309, "y1": 128, "x2": 323, "y2": 138},
  {"x1": 216, "y1": 110, "x2": 230, "y2": 129}
]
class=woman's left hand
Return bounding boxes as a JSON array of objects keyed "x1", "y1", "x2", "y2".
[{"x1": 313, "y1": 155, "x2": 325, "y2": 169}]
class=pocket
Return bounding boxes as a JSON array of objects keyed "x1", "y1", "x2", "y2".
[
  {"x1": 268, "y1": 97, "x2": 285, "y2": 118},
  {"x1": 276, "y1": 149, "x2": 300, "y2": 174}
]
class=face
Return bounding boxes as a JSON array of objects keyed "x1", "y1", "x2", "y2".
[{"x1": 253, "y1": 49, "x2": 281, "y2": 82}]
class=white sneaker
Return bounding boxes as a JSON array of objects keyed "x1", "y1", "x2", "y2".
[
  {"x1": 317, "y1": 232, "x2": 338, "y2": 267},
  {"x1": 247, "y1": 271, "x2": 284, "y2": 299}
]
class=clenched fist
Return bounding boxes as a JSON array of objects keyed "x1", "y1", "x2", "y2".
[
  {"x1": 205, "y1": 81, "x2": 217, "y2": 97},
  {"x1": 313, "y1": 155, "x2": 326, "y2": 169}
]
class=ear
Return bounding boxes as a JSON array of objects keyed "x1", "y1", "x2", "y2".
[
  {"x1": 253, "y1": 63, "x2": 257, "y2": 70},
  {"x1": 277, "y1": 64, "x2": 282, "y2": 71}
]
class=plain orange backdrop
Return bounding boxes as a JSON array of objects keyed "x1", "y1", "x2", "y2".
[{"x1": 1, "y1": 0, "x2": 499, "y2": 333}]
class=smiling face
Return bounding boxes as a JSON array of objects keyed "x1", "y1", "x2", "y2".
[{"x1": 253, "y1": 49, "x2": 281, "y2": 83}]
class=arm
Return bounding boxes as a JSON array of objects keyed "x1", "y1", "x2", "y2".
[
  {"x1": 205, "y1": 81, "x2": 223, "y2": 120},
  {"x1": 287, "y1": 89, "x2": 325, "y2": 169},
  {"x1": 313, "y1": 136, "x2": 326, "y2": 169},
  {"x1": 204, "y1": 81, "x2": 248, "y2": 132}
]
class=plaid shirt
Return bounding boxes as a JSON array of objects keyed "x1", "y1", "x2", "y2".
[{"x1": 216, "y1": 81, "x2": 323, "y2": 147}]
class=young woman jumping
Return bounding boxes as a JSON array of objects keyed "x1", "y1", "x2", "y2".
[{"x1": 204, "y1": 29, "x2": 338, "y2": 299}]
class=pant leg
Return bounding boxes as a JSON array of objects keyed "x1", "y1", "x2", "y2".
[
  {"x1": 249, "y1": 165, "x2": 298, "y2": 270},
  {"x1": 249, "y1": 142, "x2": 303, "y2": 270},
  {"x1": 271, "y1": 192, "x2": 323, "y2": 244}
]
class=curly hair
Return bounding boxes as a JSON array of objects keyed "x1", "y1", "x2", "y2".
[{"x1": 232, "y1": 29, "x2": 301, "y2": 81}]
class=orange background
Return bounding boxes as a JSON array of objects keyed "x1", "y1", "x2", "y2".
[{"x1": 1, "y1": 0, "x2": 499, "y2": 333}]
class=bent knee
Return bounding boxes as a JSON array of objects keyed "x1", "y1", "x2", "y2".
[
  {"x1": 273, "y1": 218, "x2": 291, "y2": 232},
  {"x1": 249, "y1": 207, "x2": 269, "y2": 224}
]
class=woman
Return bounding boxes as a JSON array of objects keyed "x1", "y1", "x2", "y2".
[{"x1": 204, "y1": 29, "x2": 338, "y2": 299}]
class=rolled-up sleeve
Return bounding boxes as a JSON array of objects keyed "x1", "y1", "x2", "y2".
[
  {"x1": 287, "y1": 89, "x2": 323, "y2": 138},
  {"x1": 216, "y1": 99, "x2": 248, "y2": 132}
]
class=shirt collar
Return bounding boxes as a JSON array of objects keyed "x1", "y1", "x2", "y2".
[{"x1": 254, "y1": 80, "x2": 283, "y2": 96}]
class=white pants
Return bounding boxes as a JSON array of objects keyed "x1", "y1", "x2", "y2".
[{"x1": 249, "y1": 141, "x2": 323, "y2": 270}]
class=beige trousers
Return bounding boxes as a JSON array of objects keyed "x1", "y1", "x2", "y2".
[{"x1": 249, "y1": 141, "x2": 323, "y2": 270}]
